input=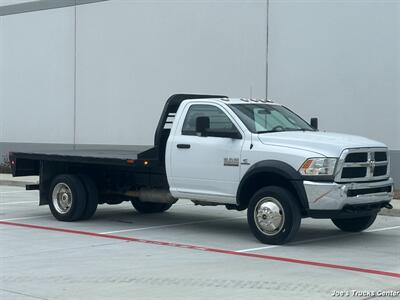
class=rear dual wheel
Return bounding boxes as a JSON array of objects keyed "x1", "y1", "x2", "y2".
[
  {"x1": 48, "y1": 174, "x2": 98, "y2": 221},
  {"x1": 79, "y1": 175, "x2": 98, "y2": 220}
]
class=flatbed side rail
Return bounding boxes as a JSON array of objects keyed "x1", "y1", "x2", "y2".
[{"x1": 9, "y1": 153, "x2": 40, "y2": 177}]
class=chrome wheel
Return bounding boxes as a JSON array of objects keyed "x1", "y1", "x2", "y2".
[
  {"x1": 52, "y1": 183, "x2": 73, "y2": 214},
  {"x1": 254, "y1": 197, "x2": 285, "y2": 236}
]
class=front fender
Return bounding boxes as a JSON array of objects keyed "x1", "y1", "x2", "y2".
[{"x1": 236, "y1": 160, "x2": 308, "y2": 211}]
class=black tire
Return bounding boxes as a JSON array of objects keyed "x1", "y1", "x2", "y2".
[
  {"x1": 131, "y1": 199, "x2": 172, "y2": 214},
  {"x1": 78, "y1": 174, "x2": 98, "y2": 220},
  {"x1": 247, "y1": 186, "x2": 301, "y2": 245},
  {"x1": 48, "y1": 174, "x2": 87, "y2": 222},
  {"x1": 331, "y1": 214, "x2": 377, "y2": 232}
]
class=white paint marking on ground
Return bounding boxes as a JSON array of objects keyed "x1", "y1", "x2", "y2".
[
  {"x1": 236, "y1": 245, "x2": 279, "y2": 252},
  {"x1": 237, "y1": 232, "x2": 349, "y2": 253},
  {"x1": 365, "y1": 225, "x2": 400, "y2": 233},
  {"x1": 235, "y1": 224, "x2": 400, "y2": 253},
  {"x1": 0, "y1": 191, "x2": 33, "y2": 194},
  {"x1": 173, "y1": 203, "x2": 194, "y2": 206},
  {"x1": 236, "y1": 234, "x2": 349, "y2": 253},
  {"x1": 0, "y1": 215, "x2": 49, "y2": 222},
  {"x1": 0, "y1": 201, "x2": 37, "y2": 205},
  {"x1": 99, "y1": 216, "x2": 246, "y2": 234}
]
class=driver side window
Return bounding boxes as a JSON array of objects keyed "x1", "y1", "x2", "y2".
[{"x1": 182, "y1": 105, "x2": 235, "y2": 136}]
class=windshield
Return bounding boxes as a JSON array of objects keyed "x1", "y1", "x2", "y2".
[{"x1": 229, "y1": 104, "x2": 314, "y2": 133}]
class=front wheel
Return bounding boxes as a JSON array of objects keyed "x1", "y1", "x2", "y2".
[
  {"x1": 131, "y1": 199, "x2": 172, "y2": 213},
  {"x1": 331, "y1": 214, "x2": 377, "y2": 232},
  {"x1": 247, "y1": 186, "x2": 301, "y2": 245}
]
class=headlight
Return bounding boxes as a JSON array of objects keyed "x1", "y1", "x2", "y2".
[{"x1": 299, "y1": 158, "x2": 337, "y2": 176}]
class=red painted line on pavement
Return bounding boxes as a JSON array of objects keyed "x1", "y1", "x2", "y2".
[{"x1": 1, "y1": 220, "x2": 399, "y2": 279}]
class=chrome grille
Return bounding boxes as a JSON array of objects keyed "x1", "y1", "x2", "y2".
[{"x1": 335, "y1": 148, "x2": 390, "y2": 182}]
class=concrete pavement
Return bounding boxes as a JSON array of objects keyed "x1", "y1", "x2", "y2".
[
  {"x1": 0, "y1": 173, "x2": 38, "y2": 187},
  {"x1": 0, "y1": 185, "x2": 399, "y2": 300}
]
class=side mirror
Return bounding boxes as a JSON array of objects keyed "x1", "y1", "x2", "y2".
[
  {"x1": 196, "y1": 116, "x2": 210, "y2": 137},
  {"x1": 310, "y1": 117, "x2": 318, "y2": 130}
]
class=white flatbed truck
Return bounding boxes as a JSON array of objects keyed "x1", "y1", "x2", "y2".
[{"x1": 10, "y1": 94, "x2": 394, "y2": 244}]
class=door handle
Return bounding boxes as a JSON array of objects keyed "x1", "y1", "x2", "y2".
[{"x1": 177, "y1": 144, "x2": 191, "y2": 149}]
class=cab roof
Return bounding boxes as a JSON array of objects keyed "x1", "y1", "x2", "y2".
[{"x1": 188, "y1": 97, "x2": 280, "y2": 105}]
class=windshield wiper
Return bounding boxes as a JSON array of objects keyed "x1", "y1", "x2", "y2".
[
  {"x1": 256, "y1": 130, "x2": 282, "y2": 134},
  {"x1": 256, "y1": 128, "x2": 314, "y2": 134},
  {"x1": 287, "y1": 128, "x2": 315, "y2": 132}
]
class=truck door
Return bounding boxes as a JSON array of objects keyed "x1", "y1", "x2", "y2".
[{"x1": 168, "y1": 103, "x2": 244, "y2": 204}]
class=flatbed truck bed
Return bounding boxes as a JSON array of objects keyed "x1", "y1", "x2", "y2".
[
  {"x1": 11, "y1": 148, "x2": 153, "y2": 168},
  {"x1": 10, "y1": 94, "x2": 224, "y2": 209}
]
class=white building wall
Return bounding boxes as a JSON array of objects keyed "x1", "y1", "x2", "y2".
[
  {"x1": 75, "y1": 0, "x2": 267, "y2": 145},
  {"x1": 268, "y1": 0, "x2": 399, "y2": 151},
  {"x1": 0, "y1": 0, "x2": 36, "y2": 5},
  {"x1": 1, "y1": 0, "x2": 397, "y2": 149},
  {"x1": 0, "y1": 0, "x2": 399, "y2": 185},
  {"x1": 0, "y1": 6, "x2": 75, "y2": 144},
  {"x1": 0, "y1": 0, "x2": 267, "y2": 147}
]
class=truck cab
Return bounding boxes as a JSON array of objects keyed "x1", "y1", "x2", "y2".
[{"x1": 166, "y1": 96, "x2": 394, "y2": 244}]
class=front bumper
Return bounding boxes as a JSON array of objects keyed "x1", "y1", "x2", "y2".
[{"x1": 304, "y1": 178, "x2": 394, "y2": 213}]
